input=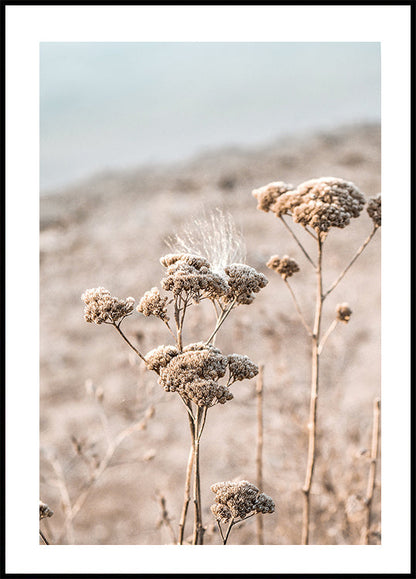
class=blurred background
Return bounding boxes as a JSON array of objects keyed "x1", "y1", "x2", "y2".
[
  {"x1": 40, "y1": 42, "x2": 380, "y2": 193},
  {"x1": 40, "y1": 42, "x2": 381, "y2": 546}
]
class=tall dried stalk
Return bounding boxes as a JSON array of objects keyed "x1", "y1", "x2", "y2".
[
  {"x1": 256, "y1": 365, "x2": 264, "y2": 545},
  {"x1": 81, "y1": 223, "x2": 268, "y2": 546},
  {"x1": 301, "y1": 236, "x2": 323, "y2": 545},
  {"x1": 253, "y1": 179, "x2": 381, "y2": 544},
  {"x1": 362, "y1": 398, "x2": 381, "y2": 544}
]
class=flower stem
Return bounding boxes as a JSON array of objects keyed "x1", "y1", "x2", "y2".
[
  {"x1": 323, "y1": 226, "x2": 378, "y2": 299},
  {"x1": 284, "y1": 279, "x2": 313, "y2": 336},
  {"x1": 112, "y1": 323, "x2": 146, "y2": 363},
  {"x1": 362, "y1": 398, "x2": 381, "y2": 545},
  {"x1": 280, "y1": 216, "x2": 316, "y2": 269},
  {"x1": 302, "y1": 235, "x2": 323, "y2": 545}
]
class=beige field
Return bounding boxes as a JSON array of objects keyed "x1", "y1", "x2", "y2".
[{"x1": 40, "y1": 123, "x2": 381, "y2": 545}]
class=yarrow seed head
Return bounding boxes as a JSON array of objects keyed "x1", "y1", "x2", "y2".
[
  {"x1": 160, "y1": 253, "x2": 229, "y2": 302},
  {"x1": 252, "y1": 181, "x2": 295, "y2": 213},
  {"x1": 137, "y1": 287, "x2": 170, "y2": 322},
  {"x1": 39, "y1": 501, "x2": 54, "y2": 520},
  {"x1": 227, "y1": 354, "x2": 259, "y2": 382},
  {"x1": 367, "y1": 194, "x2": 381, "y2": 227},
  {"x1": 254, "y1": 177, "x2": 366, "y2": 236},
  {"x1": 266, "y1": 255, "x2": 300, "y2": 279},
  {"x1": 144, "y1": 345, "x2": 179, "y2": 373},
  {"x1": 223, "y1": 264, "x2": 268, "y2": 305},
  {"x1": 210, "y1": 480, "x2": 275, "y2": 523},
  {"x1": 336, "y1": 303, "x2": 352, "y2": 324},
  {"x1": 81, "y1": 287, "x2": 135, "y2": 324}
]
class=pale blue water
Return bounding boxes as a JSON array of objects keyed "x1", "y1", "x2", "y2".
[{"x1": 40, "y1": 42, "x2": 380, "y2": 193}]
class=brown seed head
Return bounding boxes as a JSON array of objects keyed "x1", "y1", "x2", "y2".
[
  {"x1": 266, "y1": 255, "x2": 300, "y2": 279},
  {"x1": 81, "y1": 287, "x2": 135, "y2": 324},
  {"x1": 160, "y1": 253, "x2": 228, "y2": 301},
  {"x1": 367, "y1": 194, "x2": 381, "y2": 227},
  {"x1": 227, "y1": 354, "x2": 259, "y2": 382},
  {"x1": 210, "y1": 480, "x2": 275, "y2": 523},
  {"x1": 252, "y1": 181, "x2": 295, "y2": 212},
  {"x1": 223, "y1": 263, "x2": 268, "y2": 305},
  {"x1": 137, "y1": 287, "x2": 170, "y2": 322},
  {"x1": 336, "y1": 303, "x2": 352, "y2": 323}
]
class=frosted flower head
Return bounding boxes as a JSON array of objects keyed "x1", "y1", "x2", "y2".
[
  {"x1": 227, "y1": 354, "x2": 259, "y2": 382},
  {"x1": 137, "y1": 287, "x2": 169, "y2": 322},
  {"x1": 160, "y1": 253, "x2": 229, "y2": 302},
  {"x1": 144, "y1": 345, "x2": 179, "y2": 373},
  {"x1": 223, "y1": 264, "x2": 268, "y2": 305},
  {"x1": 266, "y1": 255, "x2": 300, "y2": 280},
  {"x1": 336, "y1": 303, "x2": 352, "y2": 324},
  {"x1": 158, "y1": 343, "x2": 231, "y2": 407},
  {"x1": 252, "y1": 181, "x2": 295, "y2": 212},
  {"x1": 367, "y1": 194, "x2": 381, "y2": 227},
  {"x1": 290, "y1": 177, "x2": 365, "y2": 234},
  {"x1": 210, "y1": 480, "x2": 275, "y2": 523},
  {"x1": 81, "y1": 287, "x2": 135, "y2": 324},
  {"x1": 258, "y1": 177, "x2": 366, "y2": 235}
]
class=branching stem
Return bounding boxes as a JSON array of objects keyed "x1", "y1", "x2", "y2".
[
  {"x1": 323, "y1": 226, "x2": 379, "y2": 299},
  {"x1": 280, "y1": 216, "x2": 316, "y2": 269}
]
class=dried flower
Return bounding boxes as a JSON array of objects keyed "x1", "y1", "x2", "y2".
[
  {"x1": 252, "y1": 181, "x2": 295, "y2": 212},
  {"x1": 160, "y1": 253, "x2": 229, "y2": 302},
  {"x1": 210, "y1": 480, "x2": 275, "y2": 523},
  {"x1": 336, "y1": 303, "x2": 352, "y2": 323},
  {"x1": 137, "y1": 287, "x2": 170, "y2": 322},
  {"x1": 81, "y1": 287, "x2": 135, "y2": 324},
  {"x1": 158, "y1": 343, "x2": 231, "y2": 407},
  {"x1": 227, "y1": 354, "x2": 258, "y2": 382},
  {"x1": 266, "y1": 255, "x2": 300, "y2": 279},
  {"x1": 256, "y1": 177, "x2": 366, "y2": 235},
  {"x1": 367, "y1": 194, "x2": 381, "y2": 227},
  {"x1": 145, "y1": 345, "x2": 179, "y2": 373},
  {"x1": 39, "y1": 500, "x2": 54, "y2": 520},
  {"x1": 223, "y1": 263, "x2": 268, "y2": 305}
]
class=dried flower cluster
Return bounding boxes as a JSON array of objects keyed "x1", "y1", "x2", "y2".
[
  {"x1": 223, "y1": 264, "x2": 268, "y2": 305},
  {"x1": 39, "y1": 500, "x2": 54, "y2": 520},
  {"x1": 210, "y1": 480, "x2": 275, "y2": 523},
  {"x1": 266, "y1": 255, "x2": 300, "y2": 279},
  {"x1": 159, "y1": 253, "x2": 268, "y2": 307},
  {"x1": 367, "y1": 194, "x2": 381, "y2": 227},
  {"x1": 252, "y1": 181, "x2": 295, "y2": 212},
  {"x1": 253, "y1": 177, "x2": 366, "y2": 234},
  {"x1": 227, "y1": 354, "x2": 259, "y2": 382},
  {"x1": 137, "y1": 287, "x2": 170, "y2": 322},
  {"x1": 144, "y1": 343, "x2": 258, "y2": 407},
  {"x1": 336, "y1": 303, "x2": 352, "y2": 324},
  {"x1": 160, "y1": 253, "x2": 229, "y2": 302},
  {"x1": 81, "y1": 287, "x2": 135, "y2": 324}
]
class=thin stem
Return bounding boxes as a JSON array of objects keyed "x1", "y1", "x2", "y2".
[
  {"x1": 174, "y1": 296, "x2": 183, "y2": 351},
  {"x1": 178, "y1": 413, "x2": 195, "y2": 545},
  {"x1": 256, "y1": 365, "x2": 264, "y2": 545},
  {"x1": 280, "y1": 215, "x2": 316, "y2": 269},
  {"x1": 192, "y1": 406, "x2": 205, "y2": 545},
  {"x1": 302, "y1": 235, "x2": 324, "y2": 545},
  {"x1": 284, "y1": 279, "x2": 313, "y2": 336},
  {"x1": 223, "y1": 519, "x2": 235, "y2": 545},
  {"x1": 39, "y1": 530, "x2": 49, "y2": 545},
  {"x1": 216, "y1": 520, "x2": 226, "y2": 544},
  {"x1": 318, "y1": 319, "x2": 338, "y2": 355},
  {"x1": 112, "y1": 322, "x2": 146, "y2": 363},
  {"x1": 363, "y1": 398, "x2": 381, "y2": 545},
  {"x1": 205, "y1": 298, "x2": 237, "y2": 345},
  {"x1": 323, "y1": 226, "x2": 379, "y2": 299}
]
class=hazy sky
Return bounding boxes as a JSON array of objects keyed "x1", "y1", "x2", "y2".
[{"x1": 40, "y1": 42, "x2": 381, "y2": 192}]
